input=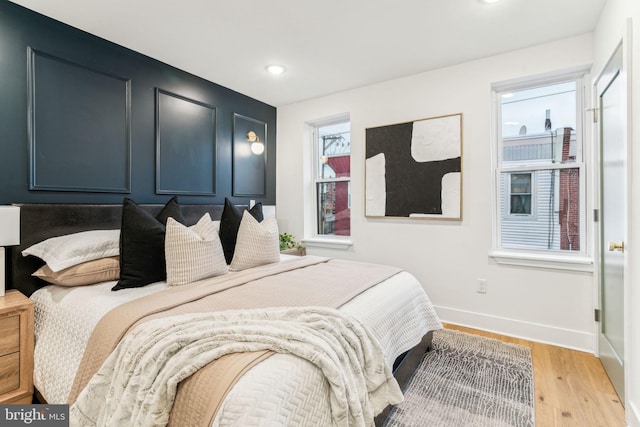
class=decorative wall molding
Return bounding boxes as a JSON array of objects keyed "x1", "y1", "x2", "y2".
[
  {"x1": 232, "y1": 113, "x2": 267, "y2": 197},
  {"x1": 3, "y1": 0, "x2": 274, "y2": 206},
  {"x1": 155, "y1": 88, "x2": 217, "y2": 195},
  {"x1": 27, "y1": 47, "x2": 131, "y2": 193}
]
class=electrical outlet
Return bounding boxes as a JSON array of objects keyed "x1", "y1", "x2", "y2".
[{"x1": 477, "y1": 279, "x2": 487, "y2": 294}]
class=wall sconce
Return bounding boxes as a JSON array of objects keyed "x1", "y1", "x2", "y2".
[
  {"x1": 247, "y1": 131, "x2": 265, "y2": 155},
  {"x1": 0, "y1": 206, "x2": 20, "y2": 297}
]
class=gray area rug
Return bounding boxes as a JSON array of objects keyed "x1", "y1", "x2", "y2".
[{"x1": 384, "y1": 329, "x2": 535, "y2": 427}]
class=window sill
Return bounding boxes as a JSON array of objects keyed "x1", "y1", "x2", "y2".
[
  {"x1": 489, "y1": 250, "x2": 593, "y2": 272},
  {"x1": 302, "y1": 237, "x2": 353, "y2": 250}
]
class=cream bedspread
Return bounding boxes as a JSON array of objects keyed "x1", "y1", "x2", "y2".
[
  {"x1": 31, "y1": 257, "x2": 443, "y2": 426},
  {"x1": 70, "y1": 307, "x2": 403, "y2": 427}
]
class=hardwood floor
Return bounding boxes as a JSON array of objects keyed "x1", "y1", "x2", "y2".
[{"x1": 443, "y1": 324, "x2": 626, "y2": 427}]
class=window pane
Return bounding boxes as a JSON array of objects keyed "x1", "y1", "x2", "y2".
[
  {"x1": 501, "y1": 168, "x2": 580, "y2": 251},
  {"x1": 502, "y1": 81, "x2": 577, "y2": 166},
  {"x1": 511, "y1": 173, "x2": 531, "y2": 194},
  {"x1": 502, "y1": 81, "x2": 576, "y2": 138},
  {"x1": 510, "y1": 195, "x2": 531, "y2": 214},
  {"x1": 503, "y1": 128, "x2": 577, "y2": 166},
  {"x1": 318, "y1": 122, "x2": 351, "y2": 179},
  {"x1": 315, "y1": 120, "x2": 351, "y2": 237},
  {"x1": 317, "y1": 181, "x2": 351, "y2": 236}
]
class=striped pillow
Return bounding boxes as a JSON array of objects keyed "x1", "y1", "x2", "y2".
[
  {"x1": 165, "y1": 213, "x2": 228, "y2": 286},
  {"x1": 230, "y1": 211, "x2": 280, "y2": 271}
]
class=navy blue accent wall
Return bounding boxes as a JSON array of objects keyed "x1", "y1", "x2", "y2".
[{"x1": 0, "y1": 1, "x2": 276, "y2": 205}]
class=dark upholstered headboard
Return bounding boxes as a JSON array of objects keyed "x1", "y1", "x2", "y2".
[{"x1": 8, "y1": 203, "x2": 227, "y2": 297}]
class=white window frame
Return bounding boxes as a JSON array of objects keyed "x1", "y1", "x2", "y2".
[
  {"x1": 302, "y1": 114, "x2": 353, "y2": 250},
  {"x1": 490, "y1": 70, "x2": 593, "y2": 271}
]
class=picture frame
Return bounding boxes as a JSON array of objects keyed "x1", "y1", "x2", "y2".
[{"x1": 365, "y1": 113, "x2": 463, "y2": 220}]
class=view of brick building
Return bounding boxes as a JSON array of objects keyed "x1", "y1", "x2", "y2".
[
  {"x1": 559, "y1": 128, "x2": 580, "y2": 251},
  {"x1": 317, "y1": 128, "x2": 351, "y2": 236},
  {"x1": 325, "y1": 155, "x2": 350, "y2": 235},
  {"x1": 501, "y1": 127, "x2": 580, "y2": 251}
]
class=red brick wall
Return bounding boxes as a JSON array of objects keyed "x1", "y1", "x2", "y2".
[{"x1": 559, "y1": 128, "x2": 580, "y2": 250}]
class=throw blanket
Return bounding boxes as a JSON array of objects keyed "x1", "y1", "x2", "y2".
[
  {"x1": 68, "y1": 256, "x2": 404, "y2": 426},
  {"x1": 70, "y1": 307, "x2": 404, "y2": 427}
]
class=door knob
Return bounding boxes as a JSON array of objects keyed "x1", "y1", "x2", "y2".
[{"x1": 608, "y1": 241, "x2": 624, "y2": 252}]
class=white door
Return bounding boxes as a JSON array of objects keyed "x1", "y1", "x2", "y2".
[{"x1": 596, "y1": 43, "x2": 626, "y2": 404}]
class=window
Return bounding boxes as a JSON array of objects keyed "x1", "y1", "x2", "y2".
[
  {"x1": 494, "y1": 76, "x2": 585, "y2": 254},
  {"x1": 509, "y1": 173, "x2": 532, "y2": 215},
  {"x1": 313, "y1": 120, "x2": 351, "y2": 237}
]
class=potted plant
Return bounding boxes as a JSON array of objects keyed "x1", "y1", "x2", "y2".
[{"x1": 279, "y1": 233, "x2": 306, "y2": 256}]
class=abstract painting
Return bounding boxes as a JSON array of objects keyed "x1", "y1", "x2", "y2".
[{"x1": 365, "y1": 113, "x2": 462, "y2": 219}]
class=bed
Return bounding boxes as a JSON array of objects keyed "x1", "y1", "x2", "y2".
[{"x1": 8, "y1": 202, "x2": 442, "y2": 426}]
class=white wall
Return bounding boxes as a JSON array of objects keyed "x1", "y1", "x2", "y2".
[
  {"x1": 276, "y1": 34, "x2": 596, "y2": 351},
  {"x1": 594, "y1": 0, "x2": 640, "y2": 424}
]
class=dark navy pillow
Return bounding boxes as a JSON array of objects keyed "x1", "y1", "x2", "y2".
[
  {"x1": 219, "y1": 198, "x2": 263, "y2": 264},
  {"x1": 112, "y1": 196, "x2": 184, "y2": 291}
]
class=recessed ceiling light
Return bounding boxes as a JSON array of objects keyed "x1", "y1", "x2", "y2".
[
  {"x1": 266, "y1": 64, "x2": 286, "y2": 75},
  {"x1": 479, "y1": 0, "x2": 501, "y2": 3}
]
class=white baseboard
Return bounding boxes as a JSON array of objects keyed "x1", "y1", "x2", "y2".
[{"x1": 433, "y1": 305, "x2": 595, "y2": 353}]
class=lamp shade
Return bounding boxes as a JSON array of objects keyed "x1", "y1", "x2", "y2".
[
  {"x1": 251, "y1": 141, "x2": 265, "y2": 155},
  {"x1": 0, "y1": 206, "x2": 20, "y2": 246}
]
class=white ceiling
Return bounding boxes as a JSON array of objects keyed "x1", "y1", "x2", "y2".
[{"x1": 9, "y1": 0, "x2": 606, "y2": 107}]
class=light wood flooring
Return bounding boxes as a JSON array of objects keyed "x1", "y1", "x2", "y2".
[{"x1": 444, "y1": 323, "x2": 626, "y2": 427}]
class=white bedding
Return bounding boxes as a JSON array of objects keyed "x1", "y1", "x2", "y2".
[
  {"x1": 71, "y1": 307, "x2": 404, "y2": 427},
  {"x1": 31, "y1": 257, "x2": 442, "y2": 426}
]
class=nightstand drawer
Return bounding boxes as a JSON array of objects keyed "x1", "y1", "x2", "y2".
[
  {"x1": 0, "y1": 316, "x2": 20, "y2": 356},
  {"x1": 0, "y1": 290, "x2": 34, "y2": 404},
  {"x1": 0, "y1": 352, "x2": 20, "y2": 395}
]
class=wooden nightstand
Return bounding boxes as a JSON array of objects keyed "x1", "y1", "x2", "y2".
[{"x1": 0, "y1": 290, "x2": 34, "y2": 404}]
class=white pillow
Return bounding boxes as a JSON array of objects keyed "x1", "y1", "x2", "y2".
[
  {"x1": 230, "y1": 211, "x2": 279, "y2": 271},
  {"x1": 22, "y1": 229, "x2": 120, "y2": 272},
  {"x1": 165, "y1": 213, "x2": 228, "y2": 286}
]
